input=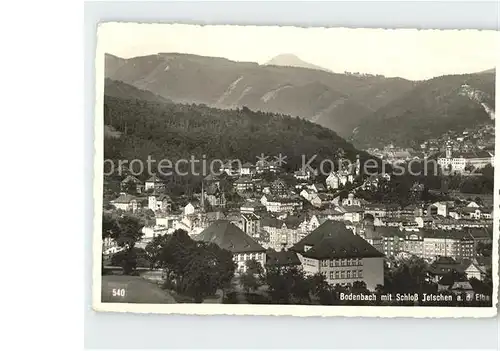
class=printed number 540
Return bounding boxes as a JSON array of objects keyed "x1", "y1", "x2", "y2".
[{"x1": 112, "y1": 288, "x2": 126, "y2": 297}]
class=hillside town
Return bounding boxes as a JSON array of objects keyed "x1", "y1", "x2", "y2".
[
  {"x1": 366, "y1": 123, "x2": 495, "y2": 168},
  {"x1": 102, "y1": 151, "x2": 494, "y2": 304}
]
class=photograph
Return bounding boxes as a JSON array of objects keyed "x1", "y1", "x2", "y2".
[{"x1": 93, "y1": 23, "x2": 497, "y2": 317}]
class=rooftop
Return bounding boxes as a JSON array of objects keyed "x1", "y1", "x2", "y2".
[
  {"x1": 290, "y1": 220, "x2": 385, "y2": 259},
  {"x1": 194, "y1": 220, "x2": 266, "y2": 253}
]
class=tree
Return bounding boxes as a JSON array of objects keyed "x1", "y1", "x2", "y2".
[
  {"x1": 114, "y1": 214, "x2": 145, "y2": 249},
  {"x1": 307, "y1": 273, "x2": 333, "y2": 304},
  {"x1": 103, "y1": 212, "x2": 145, "y2": 274},
  {"x1": 264, "y1": 266, "x2": 311, "y2": 304},
  {"x1": 122, "y1": 181, "x2": 138, "y2": 195},
  {"x1": 156, "y1": 230, "x2": 236, "y2": 302},
  {"x1": 240, "y1": 259, "x2": 264, "y2": 293},
  {"x1": 145, "y1": 234, "x2": 170, "y2": 269},
  {"x1": 384, "y1": 257, "x2": 435, "y2": 298}
]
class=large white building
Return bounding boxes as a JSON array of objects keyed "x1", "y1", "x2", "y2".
[
  {"x1": 290, "y1": 220, "x2": 385, "y2": 291},
  {"x1": 437, "y1": 145, "x2": 493, "y2": 173}
]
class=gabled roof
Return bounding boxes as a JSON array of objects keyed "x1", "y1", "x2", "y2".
[
  {"x1": 313, "y1": 183, "x2": 326, "y2": 191},
  {"x1": 364, "y1": 225, "x2": 404, "y2": 240},
  {"x1": 260, "y1": 215, "x2": 282, "y2": 228},
  {"x1": 153, "y1": 194, "x2": 172, "y2": 202},
  {"x1": 111, "y1": 194, "x2": 136, "y2": 204},
  {"x1": 194, "y1": 220, "x2": 265, "y2": 253},
  {"x1": 290, "y1": 220, "x2": 384, "y2": 259},
  {"x1": 241, "y1": 201, "x2": 264, "y2": 209},
  {"x1": 204, "y1": 174, "x2": 220, "y2": 182},
  {"x1": 146, "y1": 174, "x2": 161, "y2": 183},
  {"x1": 241, "y1": 162, "x2": 255, "y2": 168},
  {"x1": 241, "y1": 213, "x2": 260, "y2": 221},
  {"x1": 121, "y1": 175, "x2": 141, "y2": 184},
  {"x1": 234, "y1": 177, "x2": 253, "y2": 184}
]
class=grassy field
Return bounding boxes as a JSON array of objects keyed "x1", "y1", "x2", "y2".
[{"x1": 101, "y1": 275, "x2": 176, "y2": 304}]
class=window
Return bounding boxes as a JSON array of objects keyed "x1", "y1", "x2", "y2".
[
  {"x1": 342, "y1": 259, "x2": 347, "y2": 266},
  {"x1": 329, "y1": 271, "x2": 334, "y2": 280},
  {"x1": 346, "y1": 259, "x2": 351, "y2": 266},
  {"x1": 322, "y1": 260, "x2": 328, "y2": 267},
  {"x1": 347, "y1": 271, "x2": 351, "y2": 278},
  {"x1": 329, "y1": 260, "x2": 334, "y2": 267},
  {"x1": 358, "y1": 270, "x2": 363, "y2": 278},
  {"x1": 335, "y1": 271, "x2": 340, "y2": 279},
  {"x1": 341, "y1": 271, "x2": 346, "y2": 279},
  {"x1": 352, "y1": 270, "x2": 357, "y2": 278},
  {"x1": 335, "y1": 259, "x2": 340, "y2": 266}
]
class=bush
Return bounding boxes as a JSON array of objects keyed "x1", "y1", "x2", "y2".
[{"x1": 223, "y1": 291, "x2": 238, "y2": 304}]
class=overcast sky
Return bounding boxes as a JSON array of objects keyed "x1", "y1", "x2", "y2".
[{"x1": 99, "y1": 23, "x2": 498, "y2": 81}]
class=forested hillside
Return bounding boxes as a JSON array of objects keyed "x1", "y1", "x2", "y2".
[
  {"x1": 103, "y1": 95, "x2": 371, "y2": 178},
  {"x1": 351, "y1": 70, "x2": 496, "y2": 148},
  {"x1": 105, "y1": 53, "x2": 415, "y2": 138}
]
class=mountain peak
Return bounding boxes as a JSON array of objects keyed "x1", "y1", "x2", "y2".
[{"x1": 265, "y1": 53, "x2": 330, "y2": 72}]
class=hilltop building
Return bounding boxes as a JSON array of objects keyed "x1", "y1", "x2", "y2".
[{"x1": 437, "y1": 144, "x2": 493, "y2": 173}]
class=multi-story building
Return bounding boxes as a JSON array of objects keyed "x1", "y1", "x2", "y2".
[
  {"x1": 421, "y1": 229, "x2": 463, "y2": 261},
  {"x1": 110, "y1": 193, "x2": 139, "y2": 212},
  {"x1": 437, "y1": 145, "x2": 493, "y2": 173},
  {"x1": 459, "y1": 227, "x2": 493, "y2": 260},
  {"x1": 290, "y1": 220, "x2": 385, "y2": 291},
  {"x1": 241, "y1": 212, "x2": 261, "y2": 237},
  {"x1": 260, "y1": 194, "x2": 302, "y2": 213},
  {"x1": 404, "y1": 231, "x2": 424, "y2": 257},
  {"x1": 233, "y1": 177, "x2": 254, "y2": 193}
]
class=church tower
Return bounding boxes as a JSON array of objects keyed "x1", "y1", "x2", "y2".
[
  {"x1": 200, "y1": 180, "x2": 205, "y2": 211},
  {"x1": 445, "y1": 144, "x2": 452, "y2": 159}
]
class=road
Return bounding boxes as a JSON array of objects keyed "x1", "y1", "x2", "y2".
[{"x1": 101, "y1": 275, "x2": 176, "y2": 304}]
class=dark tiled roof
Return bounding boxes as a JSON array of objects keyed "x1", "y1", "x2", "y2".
[
  {"x1": 290, "y1": 220, "x2": 384, "y2": 259},
  {"x1": 283, "y1": 214, "x2": 306, "y2": 229},
  {"x1": 364, "y1": 225, "x2": 404, "y2": 240},
  {"x1": 194, "y1": 220, "x2": 266, "y2": 253},
  {"x1": 121, "y1": 175, "x2": 141, "y2": 184},
  {"x1": 266, "y1": 250, "x2": 301, "y2": 266},
  {"x1": 313, "y1": 183, "x2": 326, "y2": 191},
  {"x1": 467, "y1": 227, "x2": 493, "y2": 239},
  {"x1": 260, "y1": 215, "x2": 282, "y2": 228},
  {"x1": 421, "y1": 229, "x2": 469, "y2": 240},
  {"x1": 204, "y1": 174, "x2": 220, "y2": 182},
  {"x1": 111, "y1": 194, "x2": 137, "y2": 204},
  {"x1": 146, "y1": 174, "x2": 161, "y2": 182}
]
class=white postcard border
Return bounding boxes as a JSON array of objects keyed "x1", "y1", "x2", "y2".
[{"x1": 92, "y1": 23, "x2": 499, "y2": 318}]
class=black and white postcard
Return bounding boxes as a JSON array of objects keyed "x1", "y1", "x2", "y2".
[{"x1": 93, "y1": 23, "x2": 498, "y2": 317}]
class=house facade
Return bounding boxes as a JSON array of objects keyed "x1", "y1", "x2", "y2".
[{"x1": 290, "y1": 220, "x2": 385, "y2": 291}]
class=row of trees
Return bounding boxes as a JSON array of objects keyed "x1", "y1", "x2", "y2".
[
  {"x1": 144, "y1": 230, "x2": 235, "y2": 303},
  {"x1": 236, "y1": 260, "x2": 378, "y2": 305},
  {"x1": 233, "y1": 256, "x2": 493, "y2": 306},
  {"x1": 103, "y1": 95, "x2": 371, "y2": 176}
]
